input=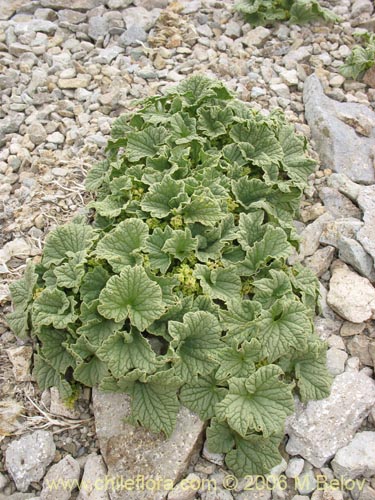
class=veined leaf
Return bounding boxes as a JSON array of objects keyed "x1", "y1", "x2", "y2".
[
  {"x1": 126, "y1": 126, "x2": 169, "y2": 162},
  {"x1": 80, "y1": 266, "x2": 110, "y2": 304},
  {"x1": 256, "y1": 299, "x2": 311, "y2": 362},
  {"x1": 220, "y1": 300, "x2": 262, "y2": 341},
  {"x1": 32, "y1": 289, "x2": 77, "y2": 330},
  {"x1": 215, "y1": 339, "x2": 262, "y2": 380},
  {"x1": 38, "y1": 326, "x2": 76, "y2": 374},
  {"x1": 179, "y1": 372, "x2": 227, "y2": 420},
  {"x1": 253, "y1": 269, "x2": 293, "y2": 308},
  {"x1": 42, "y1": 222, "x2": 96, "y2": 268},
  {"x1": 194, "y1": 265, "x2": 242, "y2": 302},
  {"x1": 9, "y1": 261, "x2": 37, "y2": 311},
  {"x1": 145, "y1": 226, "x2": 174, "y2": 273},
  {"x1": 182, "y1": 192, "x2": 223, "y2": 226},
  {"x1": 162, "y1": 228, "x2": 198, "y2": 261},
  {"x1": 215, "y1": 365, "x2": 294, "y2": 437},
  {"x1": 95, "y1": 219, "x2": 149, "y2": 272},
  {"x1": 169, "y1": 311, "x2": 223, "y2": 381},
  {"x1": 98, "y1": 266, "x2": 165, "y2": 330},
  {"x1": 119, "y1": 368, "x2": 181, "y2": 437},
  {"x1": 96, "y1": 329, "x2": 158, "y2": 378},
  {"x1": 33, "y1": 354, "x2": 73, "y2": 400},
  {"x1": 141, "y1": 175, "x2": 187, "y2": 218}
]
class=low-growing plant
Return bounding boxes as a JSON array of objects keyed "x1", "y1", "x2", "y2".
[
  {"x1": 340, "y1": 32, "x2": 375, "y2": 81},
  {"x1": 7, "y1": 76, "x2": 332, "y2": 477},
  {"x1": 234, "y1": 0, "x2": 339, "y2": 26}
]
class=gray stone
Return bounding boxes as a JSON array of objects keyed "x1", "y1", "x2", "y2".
[
  {"x1": 202, "y1": 441, "x2": 224, "y2": 465},
  {"x1": 168, "y1": 473, "x2": 201, "y2": 500},
  {"x1": 327, "y1": 262, "x2": 375, "y2": 323},
  {"x1": 50, "y1": 387, "x2": 80, "y2": 419},
  {"x1": 0, "y1": 495, "x2": 37, "y2": 500},
  {"x1": 106, "y1": 0, "x2": 133, "y2": 7},
  {"x1": 12, "y1": 20, "x2": 57, "y2": 35},
  {"x1": 280, "y1": 69, "x2": 299, "y2": 86},
  {"x1": 47, "y1": 132, "x2": 65, "y2": 145},
  {"x1": 77, "y1": 454, "x2": 108, "y2": 500},
  {"x1": 92, "y1": 389, "x2": 205, "y2": 500},
  {"x1": 57, "y1": 9, "x2": 87, "y2": 24},
  {"x1": 296, "y1": 471, "x2": 317, "y2": 495},
  {"x1": 304, "y1": 246, "x2": 335, "y2": 277},
  {"x1": 283, "y1": 46, "x2": 312, "y2": 69},
  {"x1": 340, "y1": 321, "x2": 366, "y2": 337},
  {"x1": 303, "y1": 74, "x2": 375, "y2": 184},
  {"x1": 338, "y1": 237, "x2": 374, "y2": 279},
  {"x1": 41, "y1": 0, "x2": 102, "y2": 8},
  {"x1": 315, "y1": 317, "x2": 342, "y2": 339},
  {"x1": 242, "y1": 27, "x2": 271, "y2": 47},
  {"x1": 0, "y1": 114, "x2": 25, "y2": 146},
  {"x1": 318, "y1": 187, "x2": 361, "y2": 219},
  {"x1": 123, "y1": 6, "x2": 161, "y2": 32},
  {"x1": 119, "y1": 25, "x2": 147, "y2": 46},
  {"x1": 332, "y1": 432, "x2": 375, "y2": 479},
  {"x1": 180, "y1": 0, "x2": 201, "y2": 14},
  {"x1": 88, "y1": 16, "x2": 109, "y2": 41},
  {"x1": 41, "y1": 455, "x2": 80, "y2": 500},
  {"x1": 327, "y1": 173, "x2": 361, "y2": 202},
  {"x1": 352, "y1": 0, "x2": 374, "y2": 17},
  {"x1": 286, "y1": 370, "x2": 375, "y2": 467},
  {"x1": 357, "y1": 185, "x2": 375, "y2": 263},
  {"x1": 326, "y1": 347, "x2": 348, "y2": 375},
  {"x1": 270, "y1": 83, "x2": 290, "y2": 99},
  {"x1": 6, "y1": 346, "x2": 33, "y2": 382},
  {"x1": 93, "y1": 46, "x2": 124, "y2": 64},
  {"x1": 285, "y1": 458, "x2": 305, "y2": 479},
  {"x1": 236, "y1": 491, "x2": 271, "y2": 500},
  {"x1": 134, "y1": 0, "x2": 169, "y2": 8},
  {"x1": 294, "y1": 212, "x2": 333, "y2": 262},
  {"x1": 58, "y1": 75, "x2": 91, "y2": 89},
  {"x1": 28, "y1": 122, "x2": 47, "y2": 145},
  {"x1": 320, "y1": 218, "x2": 364, "y2": 248},
  {"x1": 347, "y1": 335, "x2": 375, "y2": 367},
  {"x1": 5, "y1": 430, "x2": 56, "y2": 492}
]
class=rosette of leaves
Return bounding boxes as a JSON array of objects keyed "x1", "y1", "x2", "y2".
[
  {"x1": 340, "y1": 32, "x2": 375, "y2": 81},
  {"x1": 234, "y1": 0, "x2": 339, "y2": 26},
  {"x1": 7, "y1": 76, "x2": 332, "y2": 477}
]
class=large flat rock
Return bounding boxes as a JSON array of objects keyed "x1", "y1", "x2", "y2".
[
  {"x1": 92, "y1": 389, "x2": 205, "y2": 500},
  {"x1": 285, "y1": 370, "x2": 375, "y2": 467},
  {"x1": 303, "y1": 74, "x2": 375, "y2": 184}
]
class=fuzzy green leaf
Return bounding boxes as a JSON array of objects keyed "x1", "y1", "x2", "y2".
[
  {"x1": 216, "y1": 365, "x2": 294, "y2": 437},
  {"x1": 32, "y1": 289, "x2": 77, "y2": 330},
  {"x1": 194, "y1": 265, "x2": 242, "y2": 302},
  {"x1": 98, "y1": 266, "x2": 165, "y2": 330},
  {"x1": 215, "y1": 339, "x2": 262, "y2": 380},
  {"x1": 95, "y1": 219, "x2": 149, "y2": 272}
]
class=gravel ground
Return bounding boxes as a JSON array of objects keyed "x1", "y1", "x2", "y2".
[{"x1": 1, "y1": 0, "x2": 375, "y2": 498}]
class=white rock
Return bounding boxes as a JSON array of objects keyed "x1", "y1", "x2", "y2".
[
  {"x1": 352, "y1": 0, "x2": 374, "y2": 17},
  {"x1": 320, "y1": 218, "x2": 363, "y2": 248},
  {"x1": 328, "y1": 174, "x2": 361, "y2": 202},
  {"x1": 77, "y1": 454, "x2": 108, "y2": 500},
  {"x1": 58, "y1": 75, "x2": 91, "y2": 89},
  {"x1": 168, "y1": 473, "x2": 201, "y2": 500},
  {"x1": 46, "y1": 132, "x2": 65, "y2": 145},
  {"x1": 28, "y1": 122, "x2": 47, "y2": 145},
  {"x1": 5, "y1": 430, "x2": 56, "y2": 492},
  {"x1": 242, "y1": 27, "x2": 271, "y2": 47},
  {"x1": 280, "y1": 69, "x2": 299, "y2": 86},
  {"x1": 270, "y1": 83, "x2": 290, "y2": 99},
  {"x1": 283, "y1": 46, "x2": 311, "y2": 69},
  {"x1": 296, "y1": 471, "x2": 317, "y2": 495},
  {"x1": 295, "y1": 212, "x2": 333, "y2": 261},
  {"x1": 326, "y1": 347, "x2": 348, "y2": 376},
  {"x1": 357, "y1": 185, "x2": 375, "y2": 263},
  {"x1": 332, "y1": 432, "x2": 375, "y2": 479},
  {"x1": 285, "y1": 458, "x2": 304, "y2": 479},
  {"x1": 41, "y1": 455, "x2": 80, "y2": 500},
  {"x1": 286, "y1": 370, "x2": 375, "y2": 467},
  {"x1": 327, "y1": 262, "x2": 375, "y2": 323},
  {"x1": 338, "y1": 237, "x2": 375, "y2": 280},
  {"x1": 202, "y1": 441, "x2": 224, "y2": 465},
  {"x1": 6, "y1": 346, "x2": 33, "y2": 382},
  {"x1": 49, "y1": 387, "x2": 80, "y2": 419}
]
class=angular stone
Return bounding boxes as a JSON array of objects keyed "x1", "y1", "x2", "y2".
[
  {"x1": 347, "y1": 335, "x2": 375, "y2": 366},
  {"x1": 364, "y1": 66, "x2": 375, "y2": 88},
  {"x1": 327, "y1": 174, "x2": 361, "y2": 202},
  {"x1": 340, "y1": 321, "x2": 366, "y2": 337},
  {"x1": 123, "y1": 6, "x2": 161, "y2": 32},
  {"x1": 28, "y1": 122, "x2": 47, "y2": 146},
  {"x1": 285, "y1": 370, "x2": 375, "y2": 467},
  {"x1": 357, "y1": 185, "x2": 375, "y2": 263},
  {"x1": 88, "y1": 16, "x2": 109, "y2": 41},
  {"x1": 304, "y1": 246, "x2": 335, "y2": 277},
  {"x1": 296, "y1": 471, "x2": 317, "y2": 495},
  {"x1": 12, "y1": 20, "x2": 57, "y2": 35},
  {"x1": 41, "y1": 0, "x2": 102, "y2": 9},
  {"x1": 0, "y1": 114, "x2": 25, "y2": 146},
  {"x1": 242, "y1": 27, "x2": 271, "y2": 47},
  {"x1": 326, "y1": 347, "x2": 348, "y2": 375},
  {"x1": 58, "y1": 75, "x2": 91, "y2": 89},
  {"x1": 41, "y1": 455, "x2": 80, "y2": 500},
  {"x1": 168, "y1": 473, "x2": 201, "y2": 500},
  {"x1": 92, "y1": 389, "x2": 205, "y2": 500},
  {"x1": 327, "y1": 262, "x2": 375, "y2": 323},
  {"x1": 118, "y1": 25, "x2": 147, "y2": 47},
  {"x1": 303, "y1": 74, "x2": 375, "y2": 184},
  {"x1": 338, "y1": 237, "x2": 374, "y2": 279},
  {"x1": 0, "y1": 0, "x2": 30, "y2": 20},
  {"x1": 77, "y1": 454, "x2": 109, "y2": 500},
  {"x1": 320, "y1": 218, "x2": 363, "y2": 248},
  {"x1": 5, "y1": 430, "x2": 56, "y2": 492},
  {"x1": 50, "y1": 387, "x2": 80, "y2": 419},
  {"x1": 283, "y1": 46, "x2": 312, "y2": 69},
  {"x1": 6, "y1": 346, "x2": 33, "y2": 382},
  {"x1": 294, "y1": 212, "x2": 333, "y2": 262},
  {"x1": 318, "y1": 187, "x2": 361, "y2": 219},
  {"x1": 332, "y1": 432, "x2": 375, "y2": 479}
]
